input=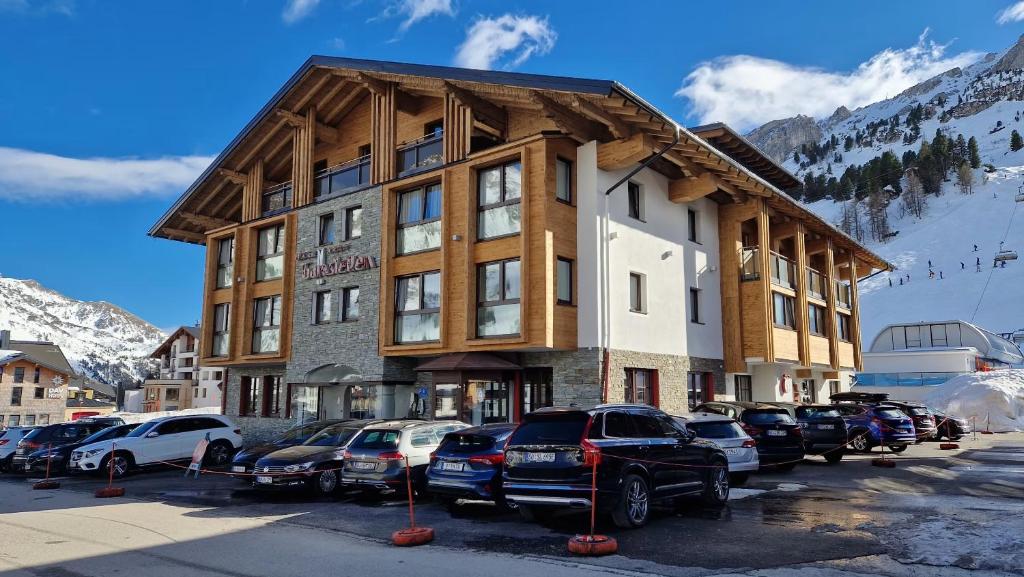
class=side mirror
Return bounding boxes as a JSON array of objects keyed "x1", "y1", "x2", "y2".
[{"x1": 146, "y1": 431, "x2": 160, "y2": 438}]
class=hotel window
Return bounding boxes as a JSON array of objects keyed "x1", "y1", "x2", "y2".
[
  {"x1": 24, "y1": 415, "x2": 35, "y2": 426},
  {"x1": 240, "y1": 377, "x2": 261, "y2": 417},
  {"x1": 261, "y1": 376, "x2": 283, "y2": 417},
  {"x1": 687, "y1": 372, "x2": 706, "y2": 410},
  {"x1": 689, "y1": 288, "x2": 702, "y2": 323},
  {"x1": 216, "y1": 237, "x2": 234, "y2": 288},
  {"x1": 165, "y1": 387, "x2": 180, "y2": 402},
  {"x1": 478, "y1": 160, "x2": 522, "y2": 240},
  {"x1": 261, "y1": 183, "x2": 291, "y2": 215},
  {"x1": 8, "y1": 415, "x2": 19, "y2": 427},
  {"x1": 772, "y1": 292, "x2": 796, "y2": 329},
  {"x1": 397, "y1": 184, "x2": 442, "y2": 255},
  {"x1": 32, "y1": 367, "x2": 40, "y2": 383},
  {"x1": 836, "y1": 312, "x2": 852, "y2": 342},
  {"x1": 342, "y1": 287, "x2": 360, "y2": 321},
  {"x1": 687, "y1": 208, "x2": 699, "y2": 242},
  {"x1": 629, "y1": 272, "x2": 646, "y2": 313},
  {"x1": 14, "y1": 367, "x2": 24, "y2": 383},
  {"x1": 799, "y1": 379, "x2": 817, "y2": 404},
  {"x1": 212, "y1": 303, "x2": 230, "y2": 357},
  {"x1": 808, "y1": 304, "x2": 827, "y2": 336},
  {"x1": 318, "y1": 213, "x2": 335, "y2": 246},
  {"x1": 734, "y1": 375, "x2": 753, "y2": 402},
  {"x1": 522, "y1": 368, "x2": 554, "y2": 415},
  {"x1": 344, "y1": 206, "x2": 362, "y2": 240},
  {"x1": 627, "y1": 181, "x2": 644, "y2": 220},
  {"x1": 34, "y1": 387, "x2": 43, "y2": 399},
  {"x1": 38, "y1": 414, "x2": 49, "y2": 425},
  {"x1": 555, "y1": 157, "x2": 572, "y2": 203},
  {"x1": 477, "y1": 258, "x2": 521, "y2": 337},
  {"x1": 11, "y1": 387, "x2": 22, "y2": 406},
  {"x1": 395, "y1": 271, "x2": 441, "y2": 343},
  {"x1": 256, "y1": 224, "x2": 285, "y2": 281},
  {"x1": 252, "y1": 295, "x2": 282, "y2": 354},
  {"x1": 556, "y1": 257, "x2": 573, "y2": 304},
  {"x1": 829, "y1": 380, "x2": 842, "y2": 397},
  {"x1": 625, "y1": 368, "x2": 655, "y2": 406},
  {"x1": 313, "y1": 290, "x2": 332, "y2": 324}
]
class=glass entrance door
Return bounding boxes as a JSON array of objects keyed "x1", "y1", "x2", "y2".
[{"x1": 464, "y1": 380, "x2": 510, "y2": 425}]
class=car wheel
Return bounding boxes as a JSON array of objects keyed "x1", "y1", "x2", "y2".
[
  {"x1": 702, "y1": 461, "x2": 729, "y2": 506},
  {"x1": 517, "y1": 504, "x2": 553, "y2": 524},
  {"x1": 888, "y1": 444, "x2": 908, "y2": 453},
  {"x1": 612, "y1": 474, "x2": 650, "y2": 529},
  {"x1": 824, "y1": 451, "x2": 843, "y2": 464},
  {"x1": 203, "y1": 441, "x2": 233, "y2": 468},
  {"x1": 729, "y1": 472, "x2": 749, "y2": 486},
  {"x1": 101, "y1": 452, "x2": 133, "y2": 479},
  {"x1": 313, "y1": 468, "x2": 339, "y2": 497},
  {"x1": 849, "y1": 430, "x2": 872, "y2": 453}
]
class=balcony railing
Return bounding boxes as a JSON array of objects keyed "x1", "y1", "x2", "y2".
[
  {"x1": 262, "y1": 181, "x2": 292, "y2": 216},
  {"x1": 769, "y1": 251, "x2": 796, "y2": 289},
  {"x1": 315, "y1": 155, "x2": 371, "y2": 199},
  {"x1": 835, "y1": 281, "x2": 852, "y2": 309},
  {"x1": 806, "y1": 267, "x2": 827, "y2": 300},
  {"x1": 397, "y1": 132, "x2": 443, "y2": 177},
  {"x1": 740, "y1": 247, "x2": 761, "y2": 281}
]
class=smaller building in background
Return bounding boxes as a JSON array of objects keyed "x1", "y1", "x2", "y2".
[
  {"x1": 855, "y1": 320, "x2": 1024, "y2": 400},
  {"x1": 64, "y1": 376, "x2": 117, "y2": 421},
  {"x1": 0, "y1": 330, "x2": 73, "y2": 427},
  {"x1": 143, "y1": 326, "x2": 224, "y2": 412}
]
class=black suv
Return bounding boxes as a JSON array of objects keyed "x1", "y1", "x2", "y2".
[
  {"x1": 12, "y1": 418, "x2": 125, "y2": 472},
  {"x1": 694, "y1": 402, "x2": 805, "y2": 470},
  {"x1": 503, "y1": 405, "x2": 729, "y2": 529}
]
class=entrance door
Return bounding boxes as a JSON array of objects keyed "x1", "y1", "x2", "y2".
[
  {"x1": 433, "y1": 383, "x2": 460, "y2": 420},
  {"x1": 798, "y1": 379, "x2": 817, "y2": 404},
  {"x1": 464, "y1": 380, "x2": 510, "y2": 425}
]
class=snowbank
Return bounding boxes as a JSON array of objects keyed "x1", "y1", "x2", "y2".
[
  {"x1": 110, "y1": 406, "x2": 222, "y2": 425},
  {"x1": 922, "y1": 370, "x2": 1024, "y2": 432}
]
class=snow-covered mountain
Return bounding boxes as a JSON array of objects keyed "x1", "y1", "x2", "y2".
[{"x1": 0, "y1": 276, "x2": 165, "y2": 388}]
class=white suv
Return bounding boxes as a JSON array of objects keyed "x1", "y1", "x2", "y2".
[
  {"x1": 1, "y1": 427, "x2": 39, "y2": 472},
  {"x1": 70, "y1": 415, "x2": 242, "y2": 478}
]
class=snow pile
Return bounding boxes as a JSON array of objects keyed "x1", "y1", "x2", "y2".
[
  {"x1": 922, "y1": 369, "x2": 1024, "y2": 431},
  {"x1": 112, "y1": 406, "x2": 222, "y2": 424}
]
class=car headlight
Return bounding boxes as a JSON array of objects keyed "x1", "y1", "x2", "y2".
[
  {"x1": 84, "y1": 449, "x2": 105, "y2": 458},
  {"x1": 284, "y1": 462, "x2": 315, "y2": 473}
]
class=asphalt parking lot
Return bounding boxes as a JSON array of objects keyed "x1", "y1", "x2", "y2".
[{"x1": 3, "y1": 433, "x2": 1024, "y2": 576}]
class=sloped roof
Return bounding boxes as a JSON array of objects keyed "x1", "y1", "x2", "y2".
[
  {"x1": 8, "y1": 340, "x2": 74, "y2": 375},
  {"x1": 66, "y1": 396, "x2": 117, "y2": 409},
  {"x1": 150, "y1": 326, "x2": 200, "y2": 358},
  {"x1": 689, "y1": 123, "x2": 802, "y2": 191}
]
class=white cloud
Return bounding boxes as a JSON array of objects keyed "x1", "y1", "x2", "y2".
[
  {"x1": 282, "y1": 0, "x2": 320, "y2": 24},
  {"x1": 373, "y1": 0, "x2": 454, "y2": 34},
  {"x1": 0, "y1": 0, "x2": 73, "y2": 16},
  {"x1": 0, "y1": 147, "x2": 213, "y2": 202},
  {"x1": 453, "y1": 14, "x2": 556, "y2": 70},
  {"x1": 676, "y1": 30, "x2": 981, "y2": 132},
  {"x1": 997, "y1": 1, "x2": 1024, "y2": 24}
]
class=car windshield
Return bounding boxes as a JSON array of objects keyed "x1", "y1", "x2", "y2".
[
  {"x1": 797, "y1": 407, "x2": 841, "y2": 418},
  {"x1": 906, "y1": 407, "x2": 930, "y2": 416},
  {"x1": 511, "y1": 414, "x2": 589, "y2": 445},
  {"x1": 81, "y1": 425, "x2": 129, "y2": 444},
  {"x1": 22, "y1": 427, "x2": 49, "y2": 441},
  {"x1": 125, "y1": 421, "x2": 159, "y2": 438},
  {"x1": 279, "y1": 423, "x2": 329, "y2": 443},
  {"x1": 744, "y1": 410, "x2": 796, "y2": 425},
  {"x1": 349, "y1": 430, "x2": 400, "y2": 450},
  {"x1": 689, "y1": 421, "x2": 746, "y2": 439},
  {"x1": 876, "y1": 408, "x2": 906, "y2": 419},
  {"x1": 304, "y1": 426, "x2": 358, "y2": 447},
  {"x1": 438, "y1": 433, "x2": 496, "y2": 453}
]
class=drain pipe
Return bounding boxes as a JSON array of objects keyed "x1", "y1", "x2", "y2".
[{"x1": 598, "y1": 123, "x2": 681, "y2": 403}]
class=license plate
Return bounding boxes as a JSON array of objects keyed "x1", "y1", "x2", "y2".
[
  {"x1": 440, "y1": 461, "x2": 464, "y2": 472},
  {"x1": 818, "y1": 424, "x2": 835, "y2": 430},
  {"x1": 524, "y1": 452, "x2": 556, "y2": 463},
  {"x1": 352, "y1": 461, "x2": 377, "y2": 470},
  {"x1": 255, "y1": 476, "x2": 273, "y2": 484},
  {"x1": 767, "y1": 430, "x2": 786, "y2": 437},
  {"x1": 724, "y1": 448, "x2": 740, "y2": 455},
  {"x1": 231, "y1": 466, "x2": 246, "y2": 473}
]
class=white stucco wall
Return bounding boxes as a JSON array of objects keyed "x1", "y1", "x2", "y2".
[{"x1": 575, "y1": 141, "x2": 723, "y2": 360}]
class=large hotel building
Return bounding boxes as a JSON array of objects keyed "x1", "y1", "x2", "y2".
[{"x1": 151, "y1": 58, "x2": 889, "y2": 439}]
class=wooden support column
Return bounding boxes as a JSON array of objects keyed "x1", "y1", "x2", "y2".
[
  {"x1": 291, "y1": 106, "x2": 316, "y2": 208},
  {"x1": 848, "y1": 253, "x2": 864, "y2": 370},
  {"x1": 371, "y1": 85, "x2": 397, "y2": 183},
  {"x1": 241, "y1": 160, "x2": 264, "y2": 221},
  {"x1": 443, "y1": 92, "x2": 472, "y2": 163},
  {"x1": 824, "y1": 238, "x2": 840, "y2": 369},
  {"x1": 794, "y1": 223, "x2": 810, "y2": 366},
  {"x1": 756, "y1": 199, "x2": 774, "y2": 363},
  {"x1": 718, "y1": 204, "x2": 745, "y2": 373}
]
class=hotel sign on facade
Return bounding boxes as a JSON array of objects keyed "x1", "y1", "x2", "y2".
[{"x1": 297, "y1": 246, "x2": 379, "y2": 280}]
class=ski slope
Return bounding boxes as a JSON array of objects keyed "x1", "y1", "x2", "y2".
[{"x1": 807, "y1": 167, "x2": 1024, "y2": 340}]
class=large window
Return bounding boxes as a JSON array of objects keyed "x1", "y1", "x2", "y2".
[
  {"x1": 478, "y1": 161, "x2": 522, "y2": 240},
  {"x1": 689, "y1": 288, "x2": 702, "y2": 323},
  {"x1": 397, "y1": 184, "x2": 442, "y2": 254},
  {"x1": 313, "y1": 291, "x2": 332, "y2": 324},
  {"x1": 344, "y1": 206, "x2": 363, "y2": 240},
  {"x1": 734, "y1": 375, "x2": 753, "y2": 402},
  {"x1": 240, "y1": 377, "x2": 260, "y2": 417},
  {"x1": 555, "y1": 157, "x2": 572, "y2": 203},
  {"x1": 395, "y1": 271, "x2": 441, "y2": 343},
  {"x1": 799, "y1": 379, "x2": 817, "y2": 404},
  {"x1": 14, "y1": 367, "x2": 25, "y2": 383},
  {"x1": 216, "y1": 237, "x2": 234, "y2": 288},
  {"x1": 627, "y1": 181, "x2": 644, "y2": 220},
  {"x1": 836, "y1": 312, "x2": 852, "y2": 342},
  {"x1": 808, "y1": 304, "x2": 827, "y2": 336},
  {"x1": 477, "y1": 259, "x2": 521, "y2": 337},
  {"x1": 11, "y1": 386, "x2": 22, "y2": 406},
  {"x1": 772, "y1": 292, "x2": 796, "y2": 329},
  {"x1": 625, "y1": 368, "x2": 655, "y2": 406},
  {"x1": 256, "y1": 224, "x2": 285, "y2": 281},
  {"x1": 252, "y1": 296, "x2": 282, "y2": 353},
  {"x1": 212, "y1": 303, "x2": 230, "y2": 357},
  {"x1": 629, "y1": 272, "x2": 645, "y2": 313},
  {"x1": 522, "y1": 368, "x2": 554, "y2": 416},
  {"x1": 556, "y1": 257, "x2": 573, "y2": 305},
  {"x1": 342, "y1": 287, "x2": 360, "y2": 321},
  {"x1": 261, "y1": 183, "x2": 292, "y2": 215},
  {"x1": 318, "y1": 213, "x2": 335, "y2": 246}
]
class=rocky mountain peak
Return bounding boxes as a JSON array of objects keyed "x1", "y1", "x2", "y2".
[
  {"x1": 744, "y1": 115, "x2": 823, "y2": 164},
  {"x1": 991, "y1": 33, "x2": 1024, "y2": 72}
]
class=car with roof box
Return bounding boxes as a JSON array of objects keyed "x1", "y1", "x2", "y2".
[
  {"x1": 342, "y1": 420, "x2": 470, "y2": 495},
  {"x1": 426, "y1": 422, "x2": 517, "y2": 508},
  {"x1": 673, "y1": 412, "x2": 758, "y2": 485},
  {"x1": 693, "y1": 401, "x2": 805, "y2": 470},
  {"x1": 829, "y1": 392, "x2": 916, "y2": 453}
]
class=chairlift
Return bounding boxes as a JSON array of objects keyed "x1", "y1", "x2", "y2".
[
  {"x1": 1017, "y1": 184, "x2": 1024, "y2": 202},
  {"x1": 995, "y1": 250, "x2": 1018, "y2": 262}
]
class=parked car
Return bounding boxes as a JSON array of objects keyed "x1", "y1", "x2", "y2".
[
  {"x1": 231, "y1": 419, "x2": 347, "y2": 478},
  {"x1": 829, "y1": 393, "x2": 916, "y2": 453},
  {"x1": 693, "y1": 402, "x2": 805, "y2": 470},
  {"x1": 252, "y1": 419, "x2": 381, "y2": 496},
  {"x1": 426, "y1": 423, "x2": 517, "y2": 508},
  {"x1": 930, "y1": 408, "x2": 972, "y2": 441},
  {"x1": 503, "y1": 405, "x2": 730, "y2": 529},
  {"x1": 23, "y1": 423, "x2": 137, "y2": 476},
  {"x1": 342, "y1": 420, "x2": 470, "y2": 495},
  {"x1": 70, "y1": 415, "x2": 242, "y2": 478},
  {"x1": 791, "y1": 404, "x2": 849, "y2": 463},
  {"x1": 886, "y1": 401, "x2": 938, "y2": 442},
  {"x1": 12, "y1": 419, "x2": 122, "y2": 472},
  {"x1": 0, "y1": 427, "x2": 39, "y2": 472},
  {"x1": 674, "y1": 413, "x2": 758, "y2": 485}
]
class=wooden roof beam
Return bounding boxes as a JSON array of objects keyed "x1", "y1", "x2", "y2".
[
  {"x1": 161, "y1": 227, "x2": 206, "y2": 243},
  {"x1": 323, "y1": 86, "x2": 365, "y2": 124},
  {"x1": 217, "y1": 168, "x2": 247, "y2": 186},
  {"x1": 180, "y1": 212, "x2": 236, "y2": 230},
  {"x1": 532, "y1": 92, "x2": 608, "y2": 143},
  {"x1": 597, "y1": 132, "x2": 656, "y2": 170},
  {"x1": 233, "y1": 119, "x2": 287, "y2": 171},
  {"x1": 573, "y1": 96, "x2": 632, "y2": 139},
  {"x1": 290, "y1": 72, "x2": 334, "y2": 113},
  {"x1": 274, "y1": 109, "x2": 339, "y2": 144},
  {"x1": 444, "y1": 81, "x2": 506, "y2": 135}
]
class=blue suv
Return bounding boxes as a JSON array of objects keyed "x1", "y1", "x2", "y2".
[
  {"x1": 830, "y1": 392, "x2": 916, "y2": 453},
  {"x1": 426, "y1": 423, "x2": 517, "y2": 509}
]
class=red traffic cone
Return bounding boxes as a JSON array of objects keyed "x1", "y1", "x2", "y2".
[
  {"x1": 568, "y1": 455, "x2": 617, "y2": 556},
  {"x1": 95, "y1": 443, "x2": 126, "y2": 498},
  {"x1": 391, "y1": 456, "x2": 433, "y2": 546},
  {"x1": 32, "y1": 442, "x2": 60, "y2": 490}
]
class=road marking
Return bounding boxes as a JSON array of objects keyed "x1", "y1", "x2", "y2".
[
  {"x1": 950, "y1": 464, "x2": 1024, "y2": 474},
  {"x1": 967, "y1": 451, "x2": 1024, "y2": 461}
]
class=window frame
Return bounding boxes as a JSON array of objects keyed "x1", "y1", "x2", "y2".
[
  {"x1": 313, "y1": 290, "x2": 332, "y2": 325},
  {"x1": 687, "y1": 208, "x2": 700, "y2": 243},
  {"x1": 342, "y1": 286, "x2": 360, "y2": 321},
  {"x1": 255, "y1": 224, "x2": 286, "y2": 282},
  {"x1": 689, "y1": 287, "x2": 702, "y2": 324},
  {"x1": 734, "y1": 375, "x2": 753, "y2": 402},
  {"x1": 252, "y1": 295, "x2": 283, "y2": 354},
  {"x1": 317, "y1": 213, "x2": 335, "y2": 246},
  {"x1": 11, "y1": 386, "x2": 22, "y2": 406},
  {"x1": 555, "y1": 156, "x2": 572, "y2": 204},
  {"x1": 396, "y1": 183, "x2": 442, "y2": 255},
  {"x1": 556, "y1": 257, "x2": 574, "y2": 305},
  {"x1": 628, "y1": 272, "x2": 646, "y2": 314},
  {"x1": 477, "y1": 160, "x2": 523, "y2": 241},
  {"x1": 394, "y1": 271, "x2": 441, "y2": 344},
  {"x1": 627, "y1": 181, "x2": 644, "y2": 221},
  {"x1": 836, "y1": 312, "x2": 852, "y2": 342},
  {"x1": 808, "y1": 303, "x2": 827, "y2": 336},
  {"x1": 215, "y1": 236, "x2": 234, "y2": 289},
  {"x1": 344, "y1": 205, "x2": 363, "y2": 241},
  {"x1": 772, "y1": 291, "x2": 796, "y2": 329},
  {"x1": 476, "y1": 258, "x2": 522, "y2": 338},
  {"x1": 211, "y1": 303, "x2": 231, "y2": 357},
  {"x1": 34, "y1": 387, "x2": 44, "y2": 399},
  {"x1": 624, "y1": 368, "x2": 657, "y2": 407},
  {"x1": 14, "y1": 367, "x2": 25, "y2": 383}
]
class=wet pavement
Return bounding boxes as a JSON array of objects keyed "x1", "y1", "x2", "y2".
[{"x1": 2, "y1": 433, "x2": 1023, "y2": 576}]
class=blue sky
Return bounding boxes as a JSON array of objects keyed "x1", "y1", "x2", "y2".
[{"x1": 3, "y1": 0, "x2": 1024, "y2": 331}]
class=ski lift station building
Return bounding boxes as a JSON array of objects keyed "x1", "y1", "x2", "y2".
[{"x1": 853, "y1": 320, "x2": 1024, "y2": 400}]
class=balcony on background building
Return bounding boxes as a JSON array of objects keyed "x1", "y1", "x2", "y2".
[
  {"x1": 806, "y1": 267, "x2": 827, "y2": 300},
  {"x1": 397, "y1": 131, "x2": 443, "y2": 177},
  {"x1": 835, "y1": 281, "x2": 852, "y2": 309},
  {"x1": 769, "y1": 251, "x2": 796, "y2": 289},
  {"x1": 740, "y1": 247, "x2": 761, "y2": 281},
  {"x1": 315, "y1": 155, "x2": 371, "y2": 199},
  {"x1": 262, "y1": 182, "x2": 293, "y2": 216}
]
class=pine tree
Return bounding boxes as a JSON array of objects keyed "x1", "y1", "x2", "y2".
[
  {"x1": 793, "y1": 151, "x2": 800, "y2": 164},
  {"x1": 1011, "y1": 130, "x2": 1024, "y2": 152},
  {"x1": 968, "y1": 136, "x2": 981, "y2": 169},
  {"x1": 867, "y1": 188, "x2": 890, "y2": 242}
]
